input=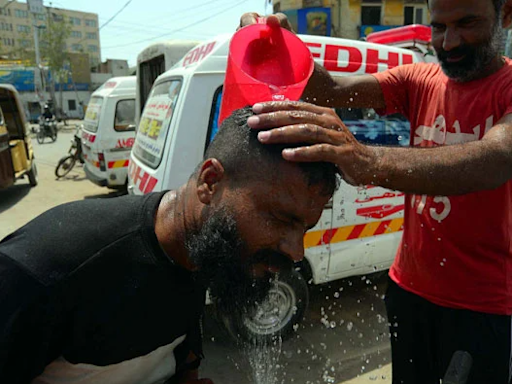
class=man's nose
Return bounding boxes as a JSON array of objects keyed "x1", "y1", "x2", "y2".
[
  {"x1": 279, "y1": 232, "x2": 305, "y2": 262},
  {"x1": 443, "y1": 27, "x2": 461, "y2": 51}
]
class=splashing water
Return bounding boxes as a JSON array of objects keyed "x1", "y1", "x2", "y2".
[
  {"x1": 239, "y1": 278, "x2": 286, "y2": 384},
  {"x1": 245, "y1": 334, "x2": 283, "y2": 384}
]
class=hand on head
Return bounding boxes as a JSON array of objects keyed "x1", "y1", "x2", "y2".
[{"x1": 247, "y1": 101, "x2": 375, "y2": 186}]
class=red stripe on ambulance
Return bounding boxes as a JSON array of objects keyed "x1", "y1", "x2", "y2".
[{"x1": 129, "y1": 162, "x2": 158, "y2": 194}]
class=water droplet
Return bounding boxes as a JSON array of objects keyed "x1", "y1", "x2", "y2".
[
  {"x1": 347, "y1": 322, "x2": 354, "y2": 331},
  {"x1": 211, "y1": 337, "x2": 215, "y2": 342},
  {"x1": 440, "y1": 262, "x2": 445, "y2": 266},
  {"x1": 330, "y1": 321, "x2": 336, "y2": 328},
  {"x1": 349, "y1": 97, "x2": 354, "y2": 102},
  {"x1": 334, "y1": 292, "x2": 340, "y2": 298}
]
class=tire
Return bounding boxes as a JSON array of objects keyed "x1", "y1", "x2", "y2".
[
  {"x1": 27, "y1": 161, "x2": 38, "y2": 187},
  {"x1": 55, "y1": 155, "x2": 76, "y2": 178},
  {"x1": 36, "y1": 130, "x2": 44, "y2": 144},
  {"x1": 222, "y1": 268, "x2": 309, "y2": 343}
]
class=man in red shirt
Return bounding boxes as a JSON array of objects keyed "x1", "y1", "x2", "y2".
[{"x1": 242, "y1": 0, "x2": 512, "y2": 382}]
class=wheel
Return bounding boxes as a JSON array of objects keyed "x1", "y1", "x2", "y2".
[
  {"x1": 222, "y1": 268, "x2": 309, "y2": 343},
  {"x1": 27, "y1": 161, "x2": 38, "y2": 187},
  {"x1": 36, "y1": 130, "x2": 44, "y2": 144},
  {"x1": 55, "y1": 155, "x2": 76, "y2": 178}
]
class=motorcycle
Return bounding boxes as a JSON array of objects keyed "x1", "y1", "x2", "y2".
[
  {"x1": 55, "y1": 126, "x2": 85, "y2": 178},
  {"x1": 37, "y1": 117, "x2": 58, "y2": 144}
]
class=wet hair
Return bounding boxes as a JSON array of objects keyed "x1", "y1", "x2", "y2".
[{"x1": 203, "y1": 106, "x2": 340, "y2": 197}]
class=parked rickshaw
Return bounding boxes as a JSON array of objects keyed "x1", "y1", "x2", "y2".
[{"x1": 0, "y1": 84, "x2": 38, "y2": 190}]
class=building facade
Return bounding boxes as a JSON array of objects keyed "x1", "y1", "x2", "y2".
[
  {"x1": 274, "y1": 0, "x2": 429, "y2": 40},
  {"x1": 0, "y1": 0, "x2": 101, "y2": 67}
]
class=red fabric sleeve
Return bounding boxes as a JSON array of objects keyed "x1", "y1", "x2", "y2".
[{"x1": 371, "y1": 64, "x2": 417, "y2": 119}]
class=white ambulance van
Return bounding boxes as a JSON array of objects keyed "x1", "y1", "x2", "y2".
[
  {"x1": 82, "y1": 76, "x2": 136, "y2": 189},
  {"x1": 136, "y1": 40, "x2": 201, "y2": 126},
  {"x1": 128, "y1": 27, "x2": 435, "y2": 339}
]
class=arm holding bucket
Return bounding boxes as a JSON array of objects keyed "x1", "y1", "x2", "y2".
[
  {"x1": 238, "y1": 12, "x2": 386, "y2": 110},
  {"x1": 302, "y1": 62, "x2": 386, "y2": 109}
]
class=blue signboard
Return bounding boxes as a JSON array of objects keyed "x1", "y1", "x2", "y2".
[
  {"x1": 0, "y1": 67, "x2": 89, "y2": 92},
  {"x1": 0, "y1": 68, "x2": 35, "y2": 91},
  {"x1": 298, "y1": 7, "x2": 331, "y2": 37}
]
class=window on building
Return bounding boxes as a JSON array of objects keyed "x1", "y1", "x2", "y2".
[
  {"x1": 52, "y1": 13, "x2": 64, "y2": 22},
  {"x1": 17, "y1": 25, "x2": 30, "y2": 33},
  {"x1": 69, "y1": 17, "x2": 81, "y2": 26},
  {"x1": 71, "y1": 43, "x2": 83, "y2": 51},
  {"x1": 85, "y1": 19, "x2": 97, "y2": 27},
  {"x1": 0, "y1": 8, "x2": 11, "y2": 16},
  {"x1": 19, "y1": 39, "x2": 30, "y2": 48},
  {"x1": 68, "y1": 100, "x2": 77, "y2": 111},
  {"x1": 36, "y1": 14, "x2": 45, "y2": 21},
  {"x1": 361, "y1": 1, "x2": 382, "y2": 25},
  {"x1": 86, "y1": 32, "x2": 97, "y2": 39},
  {"x1": 3, "y1": 38, "x2": 15, "y2": 47},
  {"x1": 71, "y1": 30, "x2": 82, "y2": 38},
  {"x1": 14, "y1": 9, "x2": 28, "y2": 18},
  {"x1": 404, "y1": 3, "x2": 428, "y2": 25},
  {"x1": 87, "y1": 45, "x2": 98, "y2": 52}
]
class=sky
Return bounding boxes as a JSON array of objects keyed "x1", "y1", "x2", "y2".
[{"x1": 35, "y1": 0, "x2": 273, "y2": 67}]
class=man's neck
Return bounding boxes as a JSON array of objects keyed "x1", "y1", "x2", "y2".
[{"x1": 154, "y1": 185, "x2": 197, "y2": 270}]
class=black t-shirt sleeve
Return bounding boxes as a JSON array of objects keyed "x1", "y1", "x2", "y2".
[{"x1": 0, "y1": 254, "x2": 60, "y2": 383}]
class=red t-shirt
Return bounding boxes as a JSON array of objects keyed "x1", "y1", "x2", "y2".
[{"x1": 373, "y1": 59, "x2": 512, "y2": 315}]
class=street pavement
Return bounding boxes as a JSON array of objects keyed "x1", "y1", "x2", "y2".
[{"x1": 0, "y1": 126, "x2": 393, "y2": 384}]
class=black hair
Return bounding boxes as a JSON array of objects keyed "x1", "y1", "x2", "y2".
[{"x1": 203, "y1": 106, "x2": 339, "y2": 197}]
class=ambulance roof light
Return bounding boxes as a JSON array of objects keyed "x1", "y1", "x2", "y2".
[{"x1": 366, "y1": 24, "x2": 431, "y2": 45}]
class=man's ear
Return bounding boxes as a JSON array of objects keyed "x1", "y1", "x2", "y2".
[
  {"x1": 503, "y1": 1, "x2": 512, "y2": 28},
  {"x1": 196, "y1": 158, "x2": 225, "y2": 205}
]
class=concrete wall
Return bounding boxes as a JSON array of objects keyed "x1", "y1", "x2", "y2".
[{"x1": 20, "y1": 90, "x2": 90, "y2": 119}]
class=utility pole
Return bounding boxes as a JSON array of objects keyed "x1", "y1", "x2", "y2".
[{"x1": 27, "y1": 0, "x2": 46, "y2": 107}]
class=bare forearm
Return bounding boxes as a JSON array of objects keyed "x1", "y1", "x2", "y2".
[
  {"x1": 365, "y1": 138, "x2": 512, "y2": 195},
  {"x1": 302, "y1": 63, "x2": 385, "y2": 109}
]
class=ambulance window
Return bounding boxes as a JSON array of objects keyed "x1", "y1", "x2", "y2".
[
  {"x1": 114, "y1": 99, "x2": 136, "y2": 132},
  {"x1": 132, "y1": 80, "x2": 182, "y2": 169},
  {"x1": 336, "y1": 108, "x2": 410, "y2": 147},
  {"x1": 83, "y1": 96, "x2": 103, "y2": 133},
  {"x1": 205, "y1": 86, "x2": 223, "y2": 151}
]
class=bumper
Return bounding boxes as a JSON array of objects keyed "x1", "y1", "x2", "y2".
[{"x1": 84, "y1": 165, "x2": 108, "y2": 187}]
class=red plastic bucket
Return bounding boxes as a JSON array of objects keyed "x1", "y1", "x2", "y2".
[{"x1": 218, "y1": 20, "x2": 314, "y2": 125}]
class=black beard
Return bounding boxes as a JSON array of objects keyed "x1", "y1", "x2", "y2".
[
  {"x1": 436, "y1": 21, "x2": 504, "y2": 82},
  {"x1": 185, "y1": 207, "x2": 292, "y2": 316}
]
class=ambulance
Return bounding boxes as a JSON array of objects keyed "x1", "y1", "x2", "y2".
[
  {"x1": 127, "y1": 26, "x2": 436, "y2": 340},
  {"x1": 82, "y1": 76, "x2": 136, "y2": 189}
]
